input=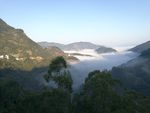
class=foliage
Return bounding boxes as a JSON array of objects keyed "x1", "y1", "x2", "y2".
[
  {"x1": 53, "y1": 71, "x2": 73, "y2": 93},
  {"x1": 73, "y1": 70, "x2": 150, "y2": 113},
  {"x1": 48, "y1": 56, "x2": 67, "y2": 75},
  {"x1": 0, "y1": 57, "x2": 150, "y2": 113},
  {"x1": 0, "y1": 78, "x2": 24, "y2": 113},
  {"x1": 17, "y1": 89, "x2": 71, "y2": 113},
  {"x1": 74, "y1": 71, "x2": 120, "y2": 113},
  {"x1": 46, "y1": 56, "x2": 73, "y2": 93},
  {"x1": 0, "y1": 78, "x2": 71, "y2": 113}
]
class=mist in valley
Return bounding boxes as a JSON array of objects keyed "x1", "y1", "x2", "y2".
[{"x1": 68, "y1": 50, "x2": 139, "y2": 89}]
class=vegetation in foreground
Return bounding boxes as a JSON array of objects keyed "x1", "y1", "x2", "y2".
[{"x1": 0, "y1": 57, "x2": 150, "y2": 113}]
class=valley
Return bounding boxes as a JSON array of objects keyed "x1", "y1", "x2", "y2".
[
  {"x1": 0, "y1": 18, "x2": 150, "y2": 113},
  {"x1": 0, "y1": 18, "x2": 149, "y2": 92}
]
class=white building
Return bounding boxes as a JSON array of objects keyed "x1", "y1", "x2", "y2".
[
  {"x1": 5, "y1": 55, "x2": 9, "y2": 59},
  {"x1": 0, "y1": 55, "x2": 9, "y2": 59},
  {"x1": 0, "y1": 55, "x2": 4, "y2": 59}
]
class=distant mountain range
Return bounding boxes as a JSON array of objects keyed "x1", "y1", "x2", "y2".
[
  {"x1": 38, "y1": 41, "x2": 117, "y2": 53},
  {"x1": 0, "y1": 18, "x2": 77, "y2": 70},
  {"x1": 95, "y1": 47, "x2": 116, "y2": 54},
  {"x1": 112, "y1": 41, "x2": 150, "y2": 95},
  {"x1": 38, "y1": 42, "x2": 65, "y2": 49}
]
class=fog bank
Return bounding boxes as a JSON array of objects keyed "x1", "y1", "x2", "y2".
[{"x1": 69, "y1": 51, "x2": 139, "y2": 90}]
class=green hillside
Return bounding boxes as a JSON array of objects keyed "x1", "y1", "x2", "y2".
[
  {"x1": 0, "y1": 19, "x2": 73, "y2": 70},
  {"x1": 112, "y1": 42, "x2": 150, "y2": 95}
]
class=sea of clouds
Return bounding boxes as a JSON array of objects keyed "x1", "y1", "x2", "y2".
[{"x1": 66, "y1": 49, "x2": 139, "y2": 90}]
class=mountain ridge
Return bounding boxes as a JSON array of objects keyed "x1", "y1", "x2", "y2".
[
  {"x1": 112, "y1": 41, "x2": 150, "y2": 95},
  {"x1": 0, "y1": 18, "x2": 75, "y2": 70},
  {"x1": 38, "y1": 41, "x2": 117, "y2": 53},
  {"x1": 130, "y1": 41, "x2": 150, "y2": 53}
]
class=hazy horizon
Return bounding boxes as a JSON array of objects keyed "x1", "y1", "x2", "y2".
[
  {"x1": 38, "y1": 41, "x2": 136, "y2": 49},
  {"x1": 0, "y1": 0, "x2": 150, "y2": 47}
]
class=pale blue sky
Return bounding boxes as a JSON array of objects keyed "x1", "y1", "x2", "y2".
[{"x1": 0, "y1": 0, "x2": 150, "y2": 47}]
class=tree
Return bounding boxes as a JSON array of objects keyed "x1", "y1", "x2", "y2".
[
  {"x1": 54, "y1": 71, "x2": 73, "y2": 93},
  {"x1": 44, "y1": 56, "x2": 73, "y2": 93},
  {"x1": 74, "y1": 70, "x2": 138, "y2": 113},
  {"x1": 48, "y1": 56, "x2": 67, "y2": 76},
  {"x1": 0, "y1": 78, "x2": 72, "y2": 113},
  {"x1": 73, "y1": 71, "x2": 119, "y2": 113},
  {"x1": 17, "y1": 89, "x2": 71, "y2": 113},
  {"x1": 0, "y1": 78, "x2": 24, "y2": 113}
]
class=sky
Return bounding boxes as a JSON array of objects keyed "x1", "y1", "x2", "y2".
[{"x1": 0, "y1": 0, "x2": 150, "y2": 47}]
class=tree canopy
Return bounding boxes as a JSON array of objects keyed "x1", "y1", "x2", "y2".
[
  {"x1": 73, "y1": 70, "x2": 150, "y2": 113},
  {"x1": 45, "y1": 56, "x2": 73, "y2": 93},
  {"x1": 0, "y1": 60, "x2": 150, "y2": 113}
]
